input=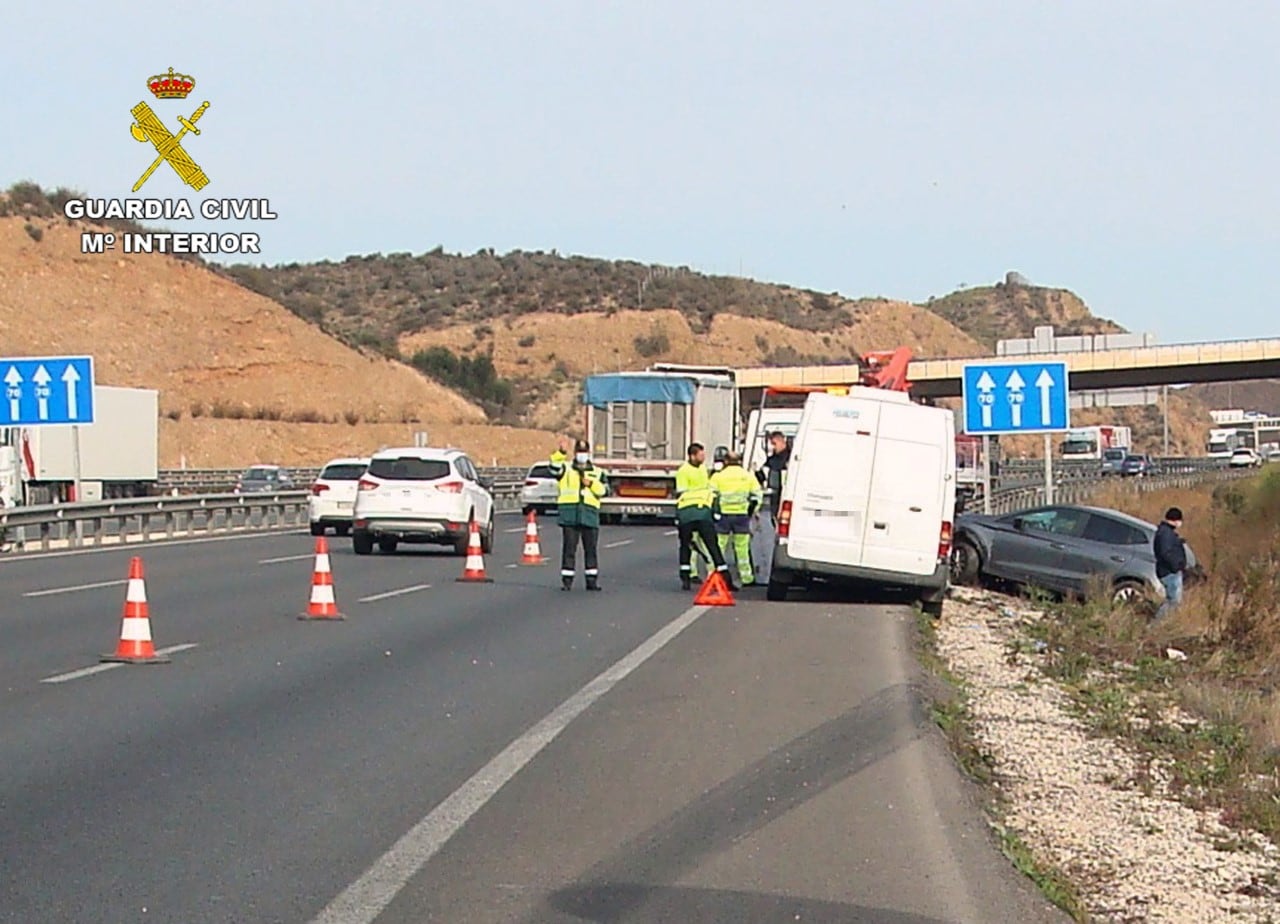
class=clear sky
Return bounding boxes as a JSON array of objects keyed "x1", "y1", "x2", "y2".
[{"x1": 5, "y1": 1, "x2": 1278, "y2": 345}]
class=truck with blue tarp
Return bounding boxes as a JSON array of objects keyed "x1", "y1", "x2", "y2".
[{"x1": 582, "y1": 370, "x2": 738, "y2": 522}]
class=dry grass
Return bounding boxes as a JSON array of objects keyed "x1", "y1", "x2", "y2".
[
  {"x1": 160, "y1": 417, "x2": 563, "y2": 468},
  {"x1": 1026, "y1": 468, "x2": 1280, "y2": 842}
]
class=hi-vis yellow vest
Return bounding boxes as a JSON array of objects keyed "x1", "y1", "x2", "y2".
[
  {"x1": 675, "y1": 462, "x2": 714, "y2": 510},
  {"x1": 550, "y1": 451, "x2": 605, "y2": 510},
  {"x1": 709, "y1": 465, "x2": 762, "y2": 514}
]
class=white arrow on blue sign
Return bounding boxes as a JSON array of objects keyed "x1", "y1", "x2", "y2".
[
  {"x1": 0, "y1": 356, "x2": 95, "y2": 426},
  {"x1": 962, "y1": 360, "x2": 1069, "y2": 435}
]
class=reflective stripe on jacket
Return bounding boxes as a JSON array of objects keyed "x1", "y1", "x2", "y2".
[
  {"x1": 675, "y1": 462, "x2": 715, "y2": 510},
  {"x1": 710, "y1": 464, "x2": 762, "y2": 514}
]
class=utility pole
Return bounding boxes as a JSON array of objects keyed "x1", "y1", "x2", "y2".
[{"x1": 1162, "y1": 384, "x2": 1170, "y2": 455}]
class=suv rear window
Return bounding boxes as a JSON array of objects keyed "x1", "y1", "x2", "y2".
[
  {"x1": 527, "y1": 464, "x2": 555, "y2": 479},
  {"x1": 367, "y1": 457, "x2": 452, "y2": 481},
  {"x1": 320, "y1": 463, "x2": 367, "y2": 480},
  {"x1": 1103, "y1": 449, "x2": 1125, "y2": 461},
  {"x1": 243, "y1": 468, "x2": 278, "y2": 480}
]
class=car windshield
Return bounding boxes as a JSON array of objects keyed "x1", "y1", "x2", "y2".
[
  {"x1": 243, "y1": 468, "x2": 277, "y2": 480},
  {"x1": 320, "y1": 463, "x2": 367, "y2": 480},
  {"x1": 1125, "y1": 455, "x2": 1143, "y2": 463},
  {"x1": 368, "y1": 457, "x2": 452, "y2": 480},
  {"x1": 1103, "y1": 450, "x2": 1125, "y2": 461},
  {"x1": 527, "y1": 464, "x2": 555, "y2": 479}
]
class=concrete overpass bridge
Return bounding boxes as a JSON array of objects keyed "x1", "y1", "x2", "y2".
[{"x1": 732, "y1": 335, "x2": 1280, "y2": 402}]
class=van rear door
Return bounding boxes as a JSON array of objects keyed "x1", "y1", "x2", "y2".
[
  {"x1": 785, "y1": 395, "x2": 880, "y2": 568},
  {"x1": 859, "y1": 403, "x2": 952, "y2": 576}
]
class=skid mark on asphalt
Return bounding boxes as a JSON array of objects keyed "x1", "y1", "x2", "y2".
[
  {"x1": 39, "y1": 643, "x2": 200, "y2": 684},
  {"x1": 309, "y1": 604, "x2": 711, "y2": 924}
]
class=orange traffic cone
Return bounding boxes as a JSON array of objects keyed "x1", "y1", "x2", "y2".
[
  {"x1": 693, "y1": 570, "x2": 736, "y2": 607},
  {"x1": 101, "y1": 557, "x2": 171, "y2": 663},
  {"x1": 519, "y1": 511, "x2": 546, "y2": 565},
  {"x1": 456, "y1": 518, "x2": 493, "y2": 583},
  {"x1": 299, "y1": 536, "x2": 345, "y2": 620}
]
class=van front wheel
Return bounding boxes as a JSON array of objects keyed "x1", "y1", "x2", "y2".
[{"x1": 766, "y1": 575, "x2": 790, "y2": 601}]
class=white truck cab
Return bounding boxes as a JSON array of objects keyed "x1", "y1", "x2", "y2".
[{"x1": 766, "y1": 389, "x2": 956, "y2": 615}]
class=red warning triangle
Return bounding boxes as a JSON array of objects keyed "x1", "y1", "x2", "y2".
[{"x1": 693, "y1": 571, "x2": 735, "y2": 606}]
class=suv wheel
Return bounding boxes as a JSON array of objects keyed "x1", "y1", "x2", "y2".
[
  {"x1": 378, "y1": 537, "x2": 399, "y2": 554},
  {"x1": 481, "y1": 513, "x2": 494, "y2": 554},
  {"x1": 353, "y1": 531, "x2": 373, "y2": 555},
  {"x1": 310, "y1": 522, "x2": 325, "y2": 537}
]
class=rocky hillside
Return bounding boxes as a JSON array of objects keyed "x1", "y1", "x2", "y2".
[
  {"x1": 0, "y1": 187, "x2": 562, "y2": 467},
  {"x1": 922, "y1": 273, "x2": 1126, "y2": 349},
  {"x1": 2, "y1": 181, "x2": 1235, "y2": 460}
]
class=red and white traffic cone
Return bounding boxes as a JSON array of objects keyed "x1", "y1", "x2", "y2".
[
  {"x1": 299, "y1": 536, "x2": 345, "y2": 620},
  {"x1": 101, "y1": 557, "x2": 171, "y2": 663},
  {"x1": 519, "y1": 510, "x2": 546, "y2": 565},
  {"x1": 456, "y1": 518, "x2": 493, "y2": 583}
]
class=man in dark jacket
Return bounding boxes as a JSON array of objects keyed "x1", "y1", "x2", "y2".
[
  {"x1": 755, "y1": 431, "x2": 791, "y2": 525},
  {"x1": 1153, "y1": 506, "x2": 1187, "y2": 619}
]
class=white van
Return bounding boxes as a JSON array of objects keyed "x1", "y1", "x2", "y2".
[{"x1": 766, "y1": 389, "x2": 956, "y2": 614}]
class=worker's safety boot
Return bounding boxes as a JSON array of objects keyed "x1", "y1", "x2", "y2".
[
  {"x1": 561, "y1": 575, "x2": 573, "y2": 591},
  {"x1": 585, "y1": 576, "x2": 601, "y2": 592}
]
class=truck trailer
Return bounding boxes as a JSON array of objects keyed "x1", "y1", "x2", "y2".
[
  {"x1": 582, "y1": 370, "x2": 738, "y2": 521},
  {"x1": 0, "y1": 386, "x2": 159, "y2": 505},
  {"x1": 1059, "y1": 425, "x2": 1132, "y2": 461}
]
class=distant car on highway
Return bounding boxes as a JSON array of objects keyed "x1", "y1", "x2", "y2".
[
  {"x1": 1120, "y1": 453, "x2": 1151, "y2": 477},
  {"x1": 1229, "y1": 448, "x2": 1263, "y2": 468},
  {"x1": 234, "y1": 465, "x2": 295, "y2": 494},
  {"x1": 520, "y1": 462, "x2": 559, "y2": 516},
  {"x1": 1100, "y1": 447, "x2": 1128, "y2": 476},
  {"x1": 352, "y1": 446, "x2": 495, "y2": 555},
  {"x1": 308, "y1": 457, "x2": 369, "y2": 536},
  {"x1": 950, "y1": 503, "x2": 1202, "y2": 608}
]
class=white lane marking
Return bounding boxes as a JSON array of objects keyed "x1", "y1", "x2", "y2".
[
  {"x1": 259, "y1": 553, "x2": 315, "y2": 565},
  {"x1": 39, "y1": 643, "x2": 200, "y2": 684},
  {"x1": 357, "y1": 584, "x2": 432, "y2": 603},
  {"x1": 504, "y1": 527, "x2": 526, "y2": 534},
  {"x1": 309, "y1": 603, "x2": 710, "y2": 924},
  {"x1": 663, "y1": 529, "x2": 678, "y2": 536},
  {"x1": 23, "y1": 579, "x2": 127, "y2": 598},
  {"x1": 602, "y1": 539, "x2": 633, "y2": 549},
  {"x1": 505, "y1": 563, "x2": 519, "y2": 569}
]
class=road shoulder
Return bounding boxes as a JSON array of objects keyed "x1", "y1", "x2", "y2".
[{"x1": 374, "y1": 598, "x2": 1068, "y2": 923}]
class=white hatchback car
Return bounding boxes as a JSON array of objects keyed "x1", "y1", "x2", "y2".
[
  {"x1": 308, "y1": 457, "x2": 370, "y2": 536},
  {"x1": 352, "y1": 447, "x2": 495, "y2": 555}
]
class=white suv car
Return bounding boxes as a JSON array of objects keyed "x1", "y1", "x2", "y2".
[
  {"x1": 308, "y1": 457, "x2": 369, "y2": 536},
  {"x1": 352, "y1": 447, "x2": 495, "y2": 555}
]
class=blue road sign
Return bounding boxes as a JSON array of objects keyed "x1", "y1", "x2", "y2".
[
  {"x1": 0, "y1": 356, "x2": 96, "y2": 426},
  {"x1": 962, "y1": 360, "x2": 1069, "y2": 435}
]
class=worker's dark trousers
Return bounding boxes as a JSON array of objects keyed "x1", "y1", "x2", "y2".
[
  {"x1": 678, "y1": 515, "x2": 728, "y2": 579},
  {"x1": 560, "y1": 525, "x2": 599, "y2": 583}
]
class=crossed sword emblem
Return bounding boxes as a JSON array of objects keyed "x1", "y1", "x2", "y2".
[{"x1": 129, "y1": 100, "x2": 211, "y2": 192}]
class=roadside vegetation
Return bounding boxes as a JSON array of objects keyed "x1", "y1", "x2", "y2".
[{"x1": 1030, "y1": 470, "x2": 1280, "y2": 847}]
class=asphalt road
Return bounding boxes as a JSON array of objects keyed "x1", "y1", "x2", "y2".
[{"x1": 0, "y1": 514, "x2": 1066, "y2": 923}]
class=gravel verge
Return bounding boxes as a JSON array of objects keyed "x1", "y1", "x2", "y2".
[{"x1": 933, "y1": 586, "x2": 1280, "y2": 923}]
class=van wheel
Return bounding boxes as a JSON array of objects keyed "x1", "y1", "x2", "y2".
[
  {"x1": 950, "y1": 538, "x2": 981, "y2": 585},
  {"x1": 378, "y1": 538, "x2": 399, "y2": 554},
  {"x1": 353, "y1": 532, "x2": 373, "y2": 556},
  {"x1": 921, "y1": 598, "x2": 944, "y2": 618},
  {"x1": 766, "y1": 576, "x2": 790, "y2": 601}
]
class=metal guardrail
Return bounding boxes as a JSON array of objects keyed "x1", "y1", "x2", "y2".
[
  {"x1": 0, "y1": 482, "x2": 530, "y2": 555},
  {"x1": 984, "y1": 466, "x2": 1258, "y2": 515},
  {"x1": 154, "y1": 466, "x2": 530, "y2": 494},
  {"x1": 0, "y1": 458, "x2": 1259, "y2": 556}
]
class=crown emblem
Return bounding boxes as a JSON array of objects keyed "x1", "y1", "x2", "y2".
[{"x1": 147, "y1": 67, "x2": 195, "y2": 99}]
